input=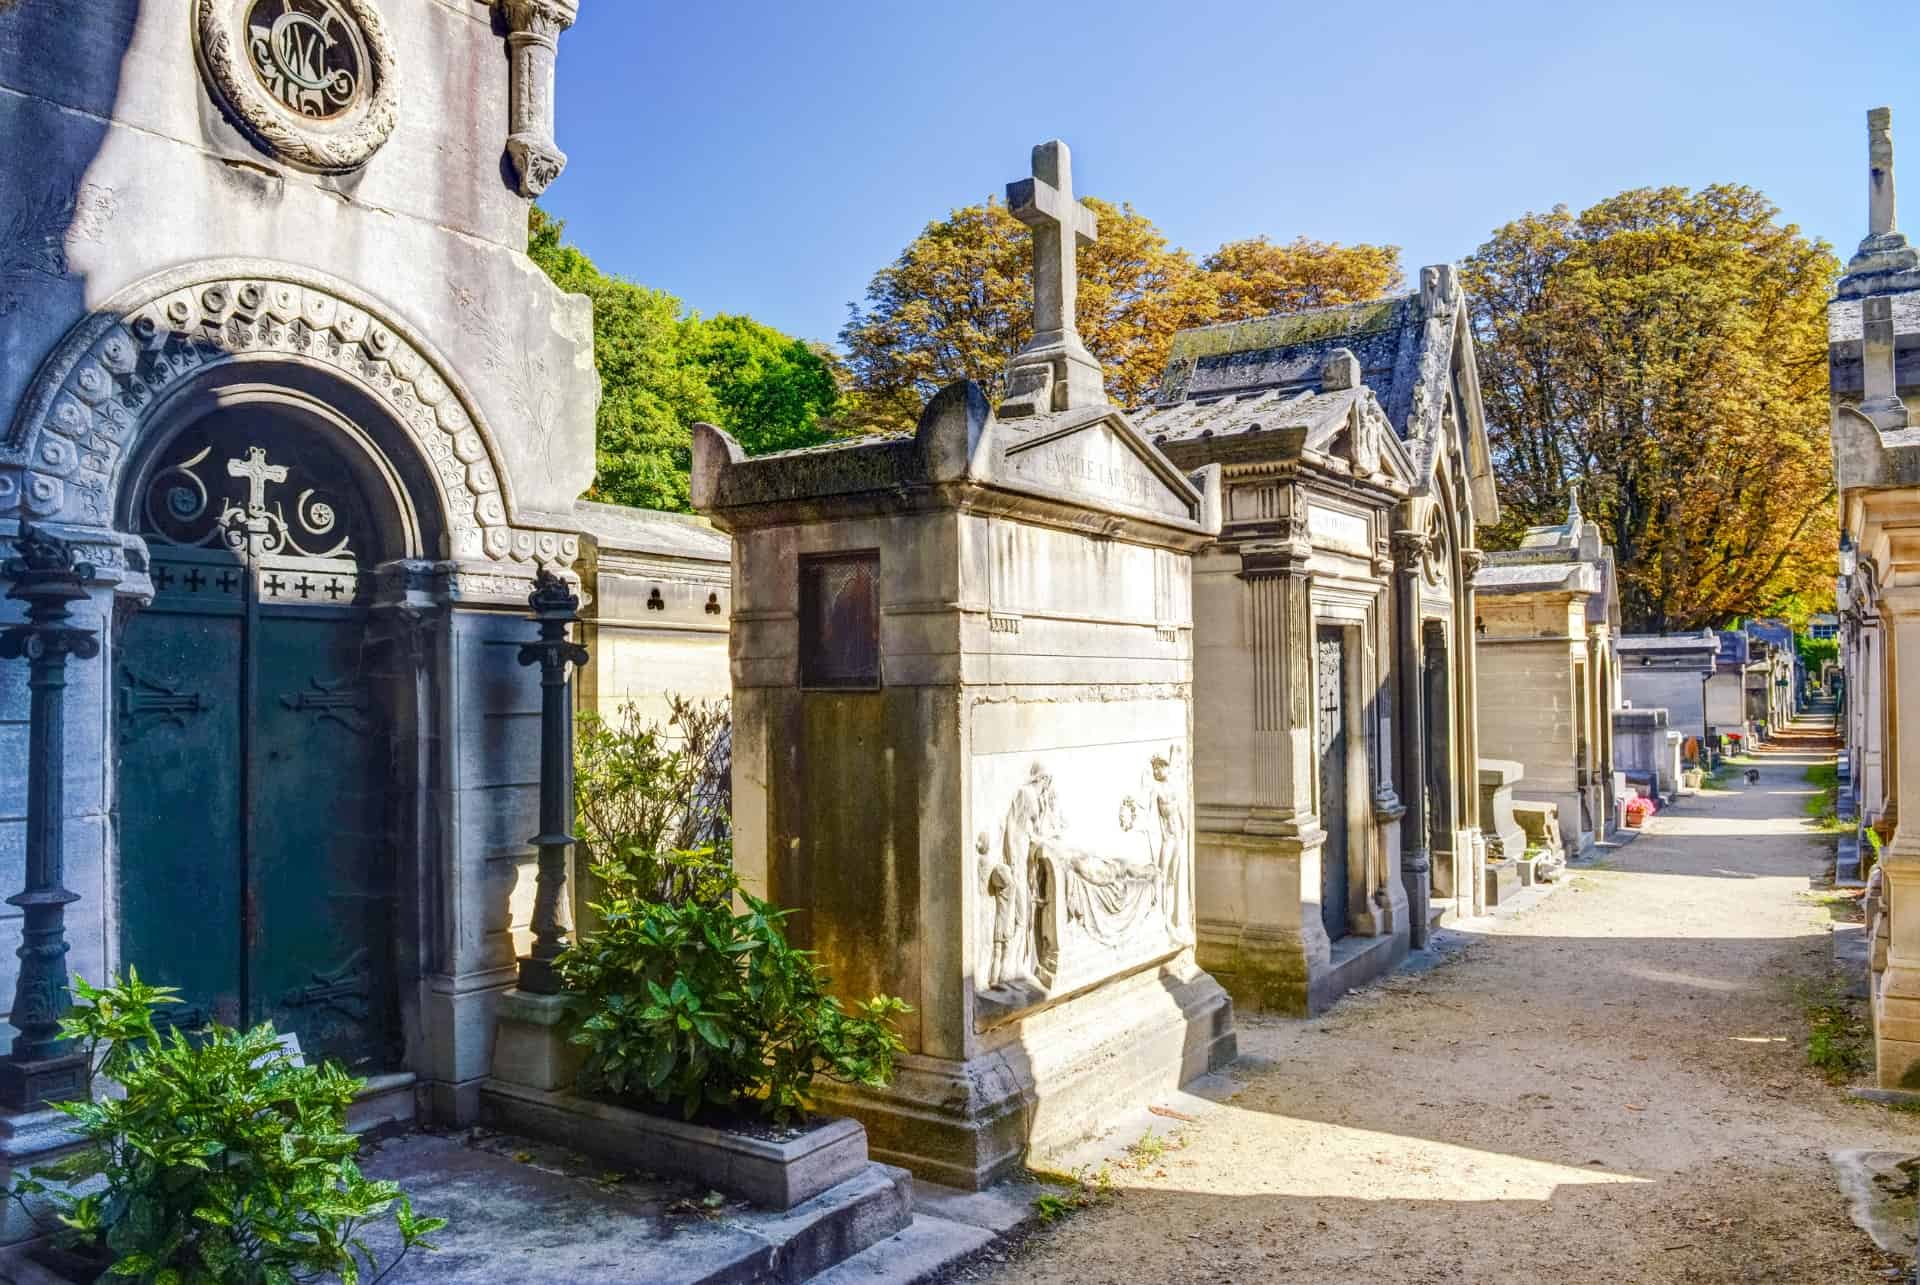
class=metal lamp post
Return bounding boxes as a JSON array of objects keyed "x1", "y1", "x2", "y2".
[
  {"x1": 516, "y1": 568, "x2": 588, "y2": 994},
  {"x1": 0, "y1": 524, "x2": 99, "y2": 1109}
]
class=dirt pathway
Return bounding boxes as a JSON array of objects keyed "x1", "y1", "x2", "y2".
[{"x1": 965, "y1": 718, "x2": 1915, "y2": 1284}]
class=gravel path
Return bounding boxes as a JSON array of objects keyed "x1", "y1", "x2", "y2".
[{"x1": 966, "y1": 719, "x2": 1915, "y2": 1284}]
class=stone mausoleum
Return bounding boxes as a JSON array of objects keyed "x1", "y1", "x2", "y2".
[
  {"x1": 695, "y1": 142, "x2": 1236, "y2": 1189},
  {"x1": 0, "y1": 0, "x2": 602, "y2": 1151},
  {"x1": 1475, "y1": 493, "x2": 1622, "y2": 855},
  {"x1": 1830, "y1": 108, "x2": 1920, "y2": 1090},
  {"x1": 1135, "y1": 262, "x2": 1501, "y2": 1012}
]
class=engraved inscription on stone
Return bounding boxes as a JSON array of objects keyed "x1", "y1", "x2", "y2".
[
  {"x1": 1308, "y1": 505, "x2": 1371, "y2": 555},
  {"x1": 1003, "y1": 420, "x2": 1190, "y2": 522},
  {"x1": 247, "y1": 0, "x2": 365, "y2": 120}
]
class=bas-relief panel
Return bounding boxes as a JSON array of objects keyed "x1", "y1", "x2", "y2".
[{"x1": 971, "y1": 739, "x2": 1193, "y2": 1028}]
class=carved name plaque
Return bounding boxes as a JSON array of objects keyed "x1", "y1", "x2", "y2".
[
  {"x1": 1001, "y1": 418, "x2": 1192, "y2": 522},
  {"x1": 1308, "y1": 505, "x2": 1370, "y2": 555},
  {"x1": 971, "y1": 738, "x2": 1193, "y2": 1027}
]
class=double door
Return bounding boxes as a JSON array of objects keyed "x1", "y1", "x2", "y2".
[{"x1": 117, "y1": 430, "x2": 400, "y2": 1070}]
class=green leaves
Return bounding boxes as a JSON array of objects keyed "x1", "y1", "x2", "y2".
[
  {"x1": 528, "y1": 209, "x2": 842, "y2": 511},
  {"x1": 6, "y1": 974, "x2": 445, "y2": 1284},
  {"x1": 558, "y1": 868, "x2": 910, "y2": 1124}
]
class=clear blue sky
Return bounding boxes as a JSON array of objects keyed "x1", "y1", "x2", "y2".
[{"x1": 544, "y1": 0, "x2": 1920, "y2": 347}]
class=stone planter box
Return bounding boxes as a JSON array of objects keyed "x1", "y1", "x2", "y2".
[
  {"x1": 480, "y1": 1079, "x2": 868, "y2": 1211},
  {"x1": 1516, "y1": 855, "x2": 1542, "y2": 887}
]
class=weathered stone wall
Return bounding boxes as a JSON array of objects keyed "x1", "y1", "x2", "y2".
[{"x1": 0, "y1": 0, "x2": 597, "y2": 1127}]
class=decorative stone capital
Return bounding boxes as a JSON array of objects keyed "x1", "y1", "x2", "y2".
[
  {"x1": 1390, "y1": 529, "x2": 1428, "y2": 575},
  {"x1": 500, "y1": 0, "x2": 577, "y2": 197}
]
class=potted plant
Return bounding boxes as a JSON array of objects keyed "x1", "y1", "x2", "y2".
[
  {"x1": 8, "y1": 973, "x2": 443, "y2": 1284},
  {"x1": 1624, "y1": 796, "x2": 1656, "y2": 829}
]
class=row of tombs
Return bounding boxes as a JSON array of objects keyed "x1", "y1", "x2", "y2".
[{"x1": 0, "y1": 0, "x2": 1765, "y2": 1211}]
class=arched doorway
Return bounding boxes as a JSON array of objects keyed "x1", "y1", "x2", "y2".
[{"x1": 115, "y1": 400, "x2": 412, "y2": 1072}]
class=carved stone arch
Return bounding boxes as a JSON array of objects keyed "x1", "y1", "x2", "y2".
[{"x1": 1, "y1": 259, "x2": 577, "y2": 570}]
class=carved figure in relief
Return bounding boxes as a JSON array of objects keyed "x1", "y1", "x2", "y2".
[
  {"x1": 976, "y1": 832, "x2": 1023, "y2": 990},
  {"x1": 1140, "y1": 747, "x2": 1193, "y2": 941}
]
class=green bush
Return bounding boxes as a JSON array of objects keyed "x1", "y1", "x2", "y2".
[
  {"x1": 556, "y1": 852, "x2": 910, "y2": 1123},
  {"x1": 9, "y1": 973, "x2": 443, "y2": 1284}
]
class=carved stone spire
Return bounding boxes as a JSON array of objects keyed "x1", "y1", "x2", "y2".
[
  {"x1": 1850, "y1": 107, "x2": 1920, "y2": 277},
  {"x1": 1000, "y1": 140, "x2": 1106, "y2": 417},
  {"x1": 1566, "y1": 483, "x2": 1583, "y2": 532}
]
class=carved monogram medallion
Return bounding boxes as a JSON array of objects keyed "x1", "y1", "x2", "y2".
[{"x1": 195, "y1": 0, "x2": 399, "y2": 173}]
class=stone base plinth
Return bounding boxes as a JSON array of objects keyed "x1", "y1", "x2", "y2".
[
  {"x1": 0, "y1": 1055, "x2": 86, "y2": 1115},
  {"x1": 0, "y1": 1105, "x2": 90, "y2": 1246},
  {"x1": 488, "y1": 989, "x2": 583, "y2": 1093},
  {"x1": 816, "y1": 960, "x2": 1234, "y2": 1191},
  {"x1": 479, "y1": 1080, "x2": 872, "y2": 1211}
]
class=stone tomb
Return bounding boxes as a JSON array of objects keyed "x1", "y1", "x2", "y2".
[
  {"x1": 691, "y1": 384, "x2": 1234, "y2": 1188},
  {"x1": 1133, "y1": 349, "x2": 1418, "y2": 1014},
  {"x1": 1475, "y1": 495, "x2": 1622, "y2": 854}
]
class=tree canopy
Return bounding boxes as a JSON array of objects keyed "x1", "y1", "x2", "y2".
[
  {"x1": 836, "y1": 197, "x2": 1401, "y2": 426},
  {"x1": 1463, "y1": 186, "x2": 1839, "y2": 632},
  {"x1": 529, "y1": 207, "x2": 840, "y2": 511}
]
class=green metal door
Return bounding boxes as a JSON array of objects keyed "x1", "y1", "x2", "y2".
[{"x1": 117, "y1": 416, "x2": 400, "y2": 1071}]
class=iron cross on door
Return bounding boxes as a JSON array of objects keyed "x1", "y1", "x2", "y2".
[{"x1": 116, "y1": 411, "x2": 399, "y2": 1070}]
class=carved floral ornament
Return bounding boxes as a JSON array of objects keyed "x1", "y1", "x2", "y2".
[
  {"x1": 194, "y1": 0, "x2": 400, "y2": 173},
  {"x1": 0, "y1": 264, "x2": 576, "y2": 572}
]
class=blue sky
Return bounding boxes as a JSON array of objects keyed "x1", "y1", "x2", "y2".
[{"x1": 543, "y1": 0, "x2": 1920, "y2": 346}]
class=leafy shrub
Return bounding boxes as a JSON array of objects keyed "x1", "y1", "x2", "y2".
[
  {"x1": 9, "y1": 973, "x2": 443, "y2": 1284},
  {"x1": 575, "y1": 695, "x2": 732, "y2": 903},
  {"x1": 556, "y1": 852, "x2": 909, "y2": 1123}
]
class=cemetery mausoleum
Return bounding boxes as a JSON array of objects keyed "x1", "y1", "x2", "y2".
[
  {"x1": 0, "y1": 0, "x2": 599, "y2": 1137},
  {"x1": 1135, "y1": 264, "x2": 1501, "y2": 1011},
  {"x1": 1833, "y1": 108, "x2": 1920, "y2": 1090}
]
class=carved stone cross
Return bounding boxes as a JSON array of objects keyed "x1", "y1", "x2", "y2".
[
  {"x1": 1002, "y1": 139, "x2": 1107, "y2": 415},
  {"x1": 228, "y1": 446, "x2": 287, "y2": 516}
]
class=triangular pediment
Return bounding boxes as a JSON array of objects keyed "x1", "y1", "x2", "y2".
[{"x1": 992, "y1": 407, "x2": 1202, "y2": 525}]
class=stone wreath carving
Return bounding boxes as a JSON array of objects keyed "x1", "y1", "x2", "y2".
[
  {"x1": 194, "y1": 0, "x2": 400, "y2": 173},
  {"x1": 1, "y1": 261, "x2": 576, "y2": 571}
]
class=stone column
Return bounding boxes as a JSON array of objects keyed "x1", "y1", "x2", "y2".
[
  {"x1": 1391, "y1": 529, "x2": 1430, "y2": 947},
  {"x1": 1239, "y1": 540, "x2": 1331, "y2": 964},
  {"x1": 0, "y1": 526, "x2": 99, "y2": 1109},
  {"x1": 501, "y1": 0, "x2": 579, "y2": 197},
  {"x1": 1874, "y1": 576, "x2": 1920, "y2": 1086},
  {"x1": 1458, "y1": 548, "x2": 1487, "y2": 915}
]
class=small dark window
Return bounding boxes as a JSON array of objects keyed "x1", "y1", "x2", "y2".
[{"x1": 800, "y1": 551, "x2": 880, "y2": 688}]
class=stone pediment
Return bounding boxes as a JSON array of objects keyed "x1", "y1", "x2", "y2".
[
  {"x1": 990, "y1": 407, "x2": 1202, "y2": 525},
  {"x1": 691, "y1": 382, "x2": 1219, "y2": 545}
]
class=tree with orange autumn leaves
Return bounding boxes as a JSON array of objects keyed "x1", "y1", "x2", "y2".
[
  {"x1": 835, "y1": 197, "x2": 1400, "y2": 427},
  {"x1": 1464, "y1": 186, "x2": 1839, "y2": 631}
]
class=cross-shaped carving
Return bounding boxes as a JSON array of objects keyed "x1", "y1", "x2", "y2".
[
  {"x1": 324, "y1": 578, "x2": 346, "y2": 600},
  {"x1": 264, "y1": 573, "x2": 287, "y2": 596},
  {"x1": 1001, "y1": 139, "x2": 1107, "y2": 414},
  {"x1": 227, "y1": 446, "x2": 287, "y2": 516},
  {"x1": 1007, "y1": 140, "x2": 1099, "y2": 345},
  {"x1": 294, "y1": 576, "x2": 315, "y2": 599},
  {"x1": 184, "y1": 569, "x2": 206, "y2": 592},
  {"x1": 216, "y1": 570, "x2": 238, "y2": 593}
]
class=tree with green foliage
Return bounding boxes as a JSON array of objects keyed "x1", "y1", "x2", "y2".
[{"x1": 528, "y1": 208, "x2": 840, "y2": 511}]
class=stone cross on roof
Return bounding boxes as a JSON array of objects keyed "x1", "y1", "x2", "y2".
[
  {"x1": 1850, "y1": 106, "x2": 1919, "y2": 278},
  {"x1": 1001, "y1": 140, "x2": 1106, "y2": 416}
]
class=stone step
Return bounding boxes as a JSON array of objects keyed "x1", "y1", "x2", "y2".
[{"x1": 805, "y1": 1212, "x2": 996, "y2": 1284}]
